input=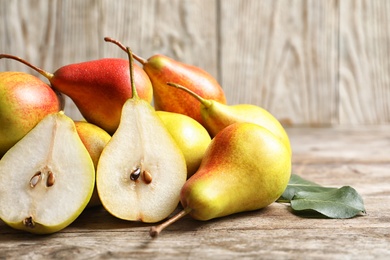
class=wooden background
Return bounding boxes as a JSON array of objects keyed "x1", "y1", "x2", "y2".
[
  {"x1": 1, "y1": 1, "x2": 390, "y2": 258},
  {"x1": 1, "y1": 0, "x2": 389, "y2": 126}
]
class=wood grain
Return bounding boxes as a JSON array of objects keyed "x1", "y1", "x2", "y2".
[
  {"x1": 339, "y1": 0, "x2": 390, "y2": 124},
  {"x1": 0, "y1": 126, "x2": 389, "y2": 259},
  {"x1": 219, "y1": 0, "x2": 339, "y2": 126},
  {"x1": 0, "y1": 0, "x2": 218, "y2": 121},
  {"x1": 2, "y1": 0, "x2": 390, "y2": 125},
  {"x1": 1, "y1": 2, "x2": 390, "y2": 258}
]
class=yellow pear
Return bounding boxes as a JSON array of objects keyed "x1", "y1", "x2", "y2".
[
  {"x1": 75, "y1": 121, "x2": 111, "y2": 207},
  {"x1": 150, "y1": 122, "x2": 291, "y2": 237},
  {"x1": 167, "y1": 82, "x2": 291, "y2": 155},
  {"x1": 156, "y1": 111, "x2": 211, "y2": 178}
]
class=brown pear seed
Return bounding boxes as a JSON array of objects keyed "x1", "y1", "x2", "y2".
[
  {"x1": 46, "y1": 171, "x2": 55, "y2": 187},
  {"x1": 130, "y1": 167, "x2": 141, "y2": 181},
  {"x1": 143, "y1": 171, "x2": 153, "y2": 184},
  {"x1": 23, "y1": 216, "x2": 35, "y2": 228},
  {"x1": 30, "y1": 172, "x2": 42, "y2": 187}
]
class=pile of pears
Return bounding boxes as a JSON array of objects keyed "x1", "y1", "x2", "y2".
[{"x1": 0, "y1": 37, "x2": 291, "y2": 236}]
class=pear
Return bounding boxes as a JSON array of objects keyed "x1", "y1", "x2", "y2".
[
  {"x1": 156, "y1": 111, "x2": 211, "y2": 178},
  {"x1": 0, "y1": 112, "x2": 95, "y2": 234},
  {"x1": 75, "y1": 121, "x2": 111, "y2": 207},
  {"x1": 96, "y1": 45, "x2": 187, "y2": 223},
  {"x1": 0, "y1": 53, "x2": 153, "y2": 134},
  {"x1": 104, "y1": 37, "x2": 226, "y2": 125},
  {"x1": 150, "y1": 122, "x2": 291, "y2": 237},
  {"x1": 0, "y1": 71, "x2": 61, "y2": 157},
  {"x1": 167, "y1": 82, "x2": 291, "y2": 155}
]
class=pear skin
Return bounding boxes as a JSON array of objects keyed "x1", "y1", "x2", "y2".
[
  {"x1": 167, "y1": 82, "x2": 291, "y2": 155},
  {"x1": 133, "y1": 53, "x2": 227, "y2": 124},
  {"x1": 181, "y1": 122, "x2": 291, "y2": 220},
  {"x1": 150, "y1": 122, "x2": 291, "y2": 237},
  {"x1": 0, "y1": 72, "x2": 61, "y2": 157},
  {"x1": 75, "y1": 121, "x2": 111, "y2": 207},
  {"x1": 156, "y1": 111, "x2": 211, "y2": 178},
  {"x1": 0, "y1": 54, "x2": 153, "y2": 134}
]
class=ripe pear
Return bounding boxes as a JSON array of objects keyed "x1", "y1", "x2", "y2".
[
  {"x1": 103, "y1": 37, "x2": 226, "y2": 124},
  {"x1": 156, "y1": 111, "x2": 211, "y2": 178},
  {"x1": 0, "y1": 71, "x2": 61, "y2": 157},
  {"x1": 0, "y1": 112, "x2": 95, "y2": 234},
  {"x1": 0, "y1": 54, "x2": 153, "y2": 134},
  {"x1": 96, "y1": 46, "x2": 187, "y2": 223},
  {"x1": 75, "y1": 121, "x2": 111, "y2": 207},
  {"x1": 150, "y1": 122, "x2": 291, "y2": 237},
  {"x1": 167, "y1": 82, "x2": 291, "y2": 154}
]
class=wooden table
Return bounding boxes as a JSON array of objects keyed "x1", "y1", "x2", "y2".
[{"x1": 1, "y1": 126, "x2": 389, "y2": 259}]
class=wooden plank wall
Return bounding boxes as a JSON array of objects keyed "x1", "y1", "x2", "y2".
[{"x1": 0, "y1": 0, "x2": 389, "y2": 126}]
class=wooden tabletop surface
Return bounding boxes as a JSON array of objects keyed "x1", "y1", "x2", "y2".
[{"x1": 1, "y1": 126, "x2": 389, "y2": 259}]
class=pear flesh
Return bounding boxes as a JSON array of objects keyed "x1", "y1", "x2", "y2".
[
  {"x1": 96, "y1": 98, "x2": 187, "y2": 223},
  {"x1": 0, "y1": 112, "x2": 95, "y2": 234}
]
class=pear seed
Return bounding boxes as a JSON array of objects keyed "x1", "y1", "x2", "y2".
[
  {"x1": 46, "y1": 171, "x2": 55, "y2": 187},
  {"x1": 30, "y1": 172, "x2": 42, "y2": 187},
  {"x1": 143, "y1": 171, "x2": 153, "y2": 184},
  {"x1": 130, "y1": 167, "x2": 141, "y2": 181},
  {"x1": 23, "y1": 216, "x2": 35, "y2": 228}
]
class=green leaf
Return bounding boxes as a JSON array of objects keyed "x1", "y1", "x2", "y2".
[
  {"x1": 291, "y1": 186, "x2": 366, "y2": 218},
  {"x1": 277, "y1": 174, "x2": 366, "y2": 219},
  {"x1": 278, "y1": 174, "x2": 336, "y2": 202}
]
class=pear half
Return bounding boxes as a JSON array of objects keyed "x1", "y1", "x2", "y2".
[
  {"x1": 0, "y1": 112, "x2": 95, "y2": 234},
  {"x1": 96, "y1": 97, "x2": 187, "y2": 223}
]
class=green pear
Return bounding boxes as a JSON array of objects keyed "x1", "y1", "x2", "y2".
[
  {"x1": 150, "y1": 122, "x2": 291, "y2": 237},
  {"x1": 103, "y1": 37, "x2": 226, "y2": 125},
  {"x1": 167, "y1": 82, "x2": 291, "y2": 154},
  {"x1": 75, "y1": 121, "x2": 111, "y2": 207},
  {"x1": 156, "y1": 111, "x2": 211, "y2": 178},
  {"x1": 96, "y1": 46, "x2": 187, "y2": 223},
  {"x1": 0, "y1": 112, "x2": 95, "y2": 234},
  {"x1": 0, "y1": 53, "x2": 153, "y2": 134},
  {"x1": 0, "y1": 72, "x2": 61, "y2": 157}
]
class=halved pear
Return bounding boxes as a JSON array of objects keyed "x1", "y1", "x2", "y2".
[
  {"x1": 0, "y1": 112, "x2": 95, "y2": 234},
  {"x1": 96, "y1": 97, "x2": 187, "y2": 223},
  {"x1": 96, "y1": 46, "x2": 187, "y2": 223}
]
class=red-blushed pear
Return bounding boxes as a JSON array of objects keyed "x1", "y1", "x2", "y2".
[
  {"x1": 149, "y1": 122, "x2": 291, "y2": 237},
  {"x1": 96, "y1": 46, "x2": 187, "y2": 223},
  {"x1": 167, "y1": 82, "x2": 291, "y2": 155},
  {"x1": 0, "y1": 54, "x2": 153, "y2": 135},
  {"x1": 0, "y1": 71, "x2": 61, "y2": 157},
  {"x1": 0, "y1": 111, "x2": 95, "y2": 234},
  {"x1": 75, "y1": 121, "x2": 111, "y2": 207},
  {"x1": 104, "y1": 37, "x2": 226, "y2": 125}
]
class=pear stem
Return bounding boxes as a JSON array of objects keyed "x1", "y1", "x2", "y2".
[
  {"x1": 126, "y1": 47, "x2": 139, "y2": 100},
  {"x1": 131, "y1": 52, "x2": 147, "y2": 65},
  {"x1": 104, "y1": 37, "x2": 127, "y2": 52},
  {"x1": 0, "y1": 54, "x2": 54, "y2": 80},
  {"x1": 104, "y1": 37, "x2": 139, "y2": 100},
  {"x1": 167, "y1": 82, "x2": 213, "y2": 108},
  {"x1": 149, "y1": 208, "x2": 192, "y2": 238},
  {"x1": 104, "y1": 37, "x2": 147, "y2": 65}
]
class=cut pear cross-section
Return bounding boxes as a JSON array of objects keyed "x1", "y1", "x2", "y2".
[
  {"x1": 96, "y1": 98, "x2": 187, "y2": 223},
  {"x1": 0, "y1": 112, "x2": 95, "y2": 234}
]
